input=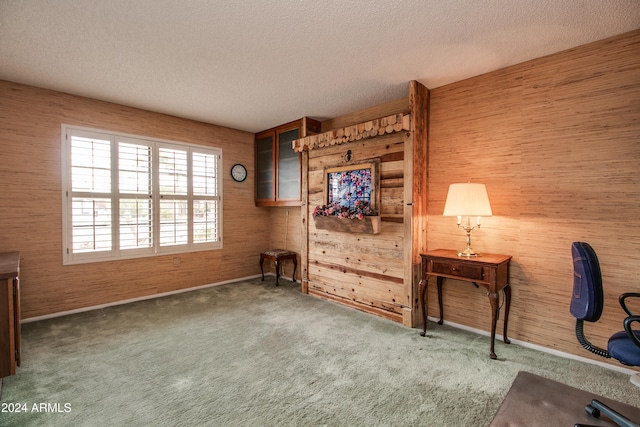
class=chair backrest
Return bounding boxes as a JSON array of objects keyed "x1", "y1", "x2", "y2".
[{"x1": 570, "y1": 242, "x2": 604, "y2": 322}]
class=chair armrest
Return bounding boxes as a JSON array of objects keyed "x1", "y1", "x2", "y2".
[
  {"x1": 619, "y1": 293, "x2": 640, "y2": 317},
  {"x1": 623, "y1": 316, "x2": 640, "y2": 348}
]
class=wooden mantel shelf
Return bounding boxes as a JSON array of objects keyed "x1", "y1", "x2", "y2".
[{"x1": 292, "y1": 113, "x2": 411, "y2": 152}]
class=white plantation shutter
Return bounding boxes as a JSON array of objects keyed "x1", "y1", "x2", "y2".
[
  {"x1": 118, "y1": 141, "x2": 153, "y2": 251},
  {"x1": 69, "y1": 130, "x2": 113, "y2": 254},
  {"x1": 62, "y1": 125, "x2": 222, "y2": 265},
  {"x1": 192, "y1": 151, "x2": 221, "y2": 243},
  {"x1": 158, "y1": 147, "x2": 189, "y2": 247}
]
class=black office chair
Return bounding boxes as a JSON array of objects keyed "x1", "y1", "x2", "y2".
[
  {"x1": 570, "y1": 242, "x2": 640, "y2": 385},
  {"x1": 570, "y1": 242, "x2": 640, "y2": 427}
]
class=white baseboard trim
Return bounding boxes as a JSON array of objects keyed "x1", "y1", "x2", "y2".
[
  {"x1": 428, "y1": 316, "x2": 638, "y2": 376},
  {"x1": 23, "y1": 274, "x2": 264, "y2": 323}
]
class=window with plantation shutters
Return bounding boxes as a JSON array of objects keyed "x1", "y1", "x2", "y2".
[{"x1": 62, "y1": 125, "x2": 222, "y2": 265}]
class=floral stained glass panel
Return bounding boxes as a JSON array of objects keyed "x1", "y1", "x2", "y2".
[{"x1": 327, "y1": 168, "x2": 372, "y2": 210}]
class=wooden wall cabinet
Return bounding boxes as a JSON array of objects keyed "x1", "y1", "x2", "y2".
[
  {"x1": 0, "y1": 252, "x2": 21, "y2": 379},
  {"x1": 255, "y1": 117, "x2": 320, "y2": 207}
]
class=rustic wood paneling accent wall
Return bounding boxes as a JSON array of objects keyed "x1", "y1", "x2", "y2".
[
  {"x1": 427, "y1": 30, "x2": 640, "y2": 367},
  {"x1": 306, "y1": 132, "x2": 409, "y2": 322},
  {"x1": 295, "y1": 94, "x2": 415, "y2": 322},
  {"x1": 0, "y1": 81, "x2": 266, "y2": 319}
]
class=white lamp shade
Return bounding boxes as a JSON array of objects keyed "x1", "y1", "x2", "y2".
[{"x1": 443, "y1": 183, "x2": 492, "y2": 217}]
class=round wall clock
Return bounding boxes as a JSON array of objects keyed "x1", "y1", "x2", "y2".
[{"x1": 230, "y1": 163, "x2": 247, "y2": 182}]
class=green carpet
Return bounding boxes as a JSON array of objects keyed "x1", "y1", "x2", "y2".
[{"x1": 1, "y1": 277, "x2": 638, "y2": 426}]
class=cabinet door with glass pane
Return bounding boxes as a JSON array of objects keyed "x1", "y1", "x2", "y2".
[
  {"x1": 255, "y1": 121, "x2": 301, "y2": 207},
  {"x1": 255, "y1": 132, "x2": 275, "y2": 204},
  {"x1": 276, "y1": 127, "x2": 301, "y2": 202},
  {"x1": 254, "y1": 118, "x2": 320, "y2": 207}
]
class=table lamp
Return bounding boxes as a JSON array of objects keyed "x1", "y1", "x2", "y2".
[{"x1": 443, "y1": 183, "x2": 492, "y2": 256}]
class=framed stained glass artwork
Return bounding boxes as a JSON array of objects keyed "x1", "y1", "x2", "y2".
[{"x1": 323, "y1": 161, "x2": 379, "y2": 215}]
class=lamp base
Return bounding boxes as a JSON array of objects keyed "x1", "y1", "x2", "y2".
[
  {"x1": 457, "y1": 223, "x2": 482, "y2": 257},
  {"x1": 457, "y1": 247, "x2": 480, "y2": 257}
]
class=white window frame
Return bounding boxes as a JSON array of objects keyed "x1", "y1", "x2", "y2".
[{"x1": 61, "y1": 124, "x2": 223, "y2": 265}]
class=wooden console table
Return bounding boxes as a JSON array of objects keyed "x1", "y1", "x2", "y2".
[{"x1": 419, "y1": 249, "x2": 512, "y2": 359}]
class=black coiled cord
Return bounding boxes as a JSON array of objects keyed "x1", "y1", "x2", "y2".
[{"x1": 575, "y1": 320, "x2": 610, "y2": 358}]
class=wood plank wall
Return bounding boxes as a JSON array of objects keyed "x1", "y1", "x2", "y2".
[
  {"x1": 289, "y1": 96, "x2": 412, "y2": 321},
  {"x1": 427, "y1": 29, "x2": 640, "y2": 367},
  {"x1": 266, "y1": 97, "x2": 412, "y2": 288},
  {"x1": 306, "y1": 133, "x2": 409, "y2": 322},
  {"x1": 0, "y1": 81, "x2": 266, "y2": 319}
]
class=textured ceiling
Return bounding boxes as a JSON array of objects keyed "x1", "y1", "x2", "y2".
[{"x1": 1, "y1": 0, "x2": 639, "y2": 133}]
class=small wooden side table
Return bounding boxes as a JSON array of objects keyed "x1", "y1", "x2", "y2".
[
  {"x1": 260, "y1": 249, "x2": 297, "y2": 286},
  {"x1": 419, "y1": 249, "x2": 512, "y2": 359}
]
